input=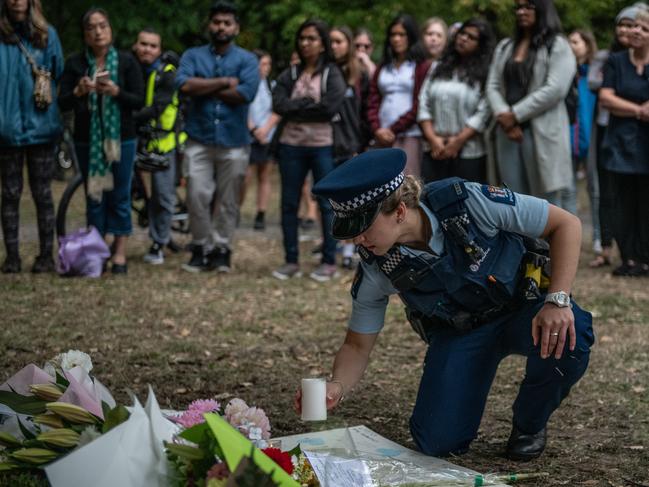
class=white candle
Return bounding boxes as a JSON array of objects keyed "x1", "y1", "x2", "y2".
[{"x1": 301, "y1": 378, "x2": 327, "y2": 421}]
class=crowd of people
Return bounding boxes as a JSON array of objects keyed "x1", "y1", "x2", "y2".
[{"x1": 1, "y1": 0, "x2": 649, "y2": 279}]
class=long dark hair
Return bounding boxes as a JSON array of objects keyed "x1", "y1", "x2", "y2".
[
  {"x1": 382, "y1": 14, "x2": 422, "y2": 65},
  {"x1": 294, "y1": 19, "x2": 334, "y2": 68},
  {"x1": 0, "y1": 0, "x2": 49, "y2": 48},
  {"x1": 433, "y1": 18, "x2": 495, "y2": 89},
  {"x1": 514, "y1": 0, "x2": 563, "y2": 50},
  {"x1": 331, "y1": 25, "x2": 362, "y2": 86}
]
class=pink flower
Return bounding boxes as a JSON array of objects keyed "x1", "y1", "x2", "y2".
[
  {"x1": 175, "y1": 410, "x2": 206, "y2": 429},
  {"x1": 188, "y1": 399, "x2": 221, "y2": 414},
  {"x1": 224, "y1": 398, "x2": 248, "y2": 422},
  {"x1": 206, "y1": 462, "x2": 229, "y2": 480},
  {"x1": 224, "y1": 398, "x2": 271, "y2": 441},
  {"x1": 175, "y1": 398, "x2": 221, "y2": 428}
]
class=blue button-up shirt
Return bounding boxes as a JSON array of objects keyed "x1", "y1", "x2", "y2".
[{"x1": 176, "y1": 43, "x2": 259, "y2": 147}]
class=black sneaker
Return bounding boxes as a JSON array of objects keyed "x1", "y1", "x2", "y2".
[
  {"x1": 143, "y1": 242, "x2": 164, "y2": 265},
  {"x1": 208, "y1": 247, "x2": 231, "y2": 273},
  {"x1": 182, "y1": 245, "x2": 208, "y2": 273},
  {"x1": 1, "y1": 254, "x2": 21, "y2": 273},
  {"x1": 31, "y1": 254, "x2": 56, "y2": 273},
  {"x1": 253, "y1": 211, "x2": 265, "y2": 231}
]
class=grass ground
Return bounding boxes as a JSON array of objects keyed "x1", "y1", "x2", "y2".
[{"x1": 1, "y1": 170, "x2": 648, "y2": 486}]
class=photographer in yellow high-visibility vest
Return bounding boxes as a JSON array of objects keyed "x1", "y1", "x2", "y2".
[{"x1": 133, "y1": 28, "x2": 187, "y2": 265}]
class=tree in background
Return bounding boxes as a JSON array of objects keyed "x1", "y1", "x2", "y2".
[{"x1": 45, "y1": 0, "x2": 632, "y2": 70}]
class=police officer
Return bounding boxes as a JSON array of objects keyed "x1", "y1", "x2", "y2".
[
  {"x1": 294, "y1": 148, "x2": 594, "y2": 460},
  {"x1": 133, "y1": 28, "x2": 186, "y2": 265}
]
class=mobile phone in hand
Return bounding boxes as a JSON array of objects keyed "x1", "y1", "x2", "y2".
[{"x1": 95, "y1": 71, "x2": 110, "y2": 84}]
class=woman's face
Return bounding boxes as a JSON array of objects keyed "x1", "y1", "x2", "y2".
[
  {"x1": 84, "y1": 13, "x2": 112, "y2": 51},
  {"x1": 568, "y1": 32, "x2": 588, "y2": 62},
  {"x1": 258, "y1": 55, "x2": 271, "y2": 78},
  {"x1": 330, "y1": 29, "x2": 350, "y2": 61},
  {"x1": 616, "y1": 18, "x2": 635, "y2": 47},
  {"x1": 7, "y1": 0, "x2": 28, "y2": 22},
  {"x1": 630, "y1": 18, "x2": 649, "y2": 49},
  {"x1": 352, "y1": 210, "x2": 402, "y2": 256},
  {"x1": 298, "y1": 26, "x2": 324, "y2": 65},
  {"x1": 423, "y1": 22, "x2": 446, "y2": 59},
  {"x1": 389, "y1": 23, "x2": 409, "y2": 57},
  {"x1": 455, "y1": 26, "x2": 480, "y2": 58},
  {"x1": 354, "y1": 33, "x2": 373, "y2": 56},
  {"x1": 514, "y1": 0, "x2": 537, "y2": 30}
]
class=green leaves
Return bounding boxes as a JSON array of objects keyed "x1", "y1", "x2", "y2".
[
  {"x1": 101, "y1": 405, "x2": 130, "y2": 434},
  {"x1": 0, "y1": 391, "x2": 47, "y2": 416}
]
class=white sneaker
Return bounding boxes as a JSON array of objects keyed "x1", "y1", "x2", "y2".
[
  {"x1": 309, "y1": 264, "x2": 339, "y2": 282},
  {"x1": 143, "y1": 243, "x2": 164, "y2": 265},
  {"x1": 272, "y1": 263, "x2": 302, "y2": 280}
]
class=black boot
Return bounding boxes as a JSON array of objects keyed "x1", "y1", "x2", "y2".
[
  {"x1": 1, "y1": 253, "x2": 21, "y2": 273},
  {"x1": 506, "y1": 426, "x2": 547, "y2": 461},
  {"x1": 253, "y1": 211, "x2": 265, "y2": 230},
  {"x1": 31, "y1": 254, "x2": 56, "y2": 273}
]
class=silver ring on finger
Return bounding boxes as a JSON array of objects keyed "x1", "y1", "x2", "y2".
[{"x1": 550, "y1": 332, "x2": 559, "y2": 337}]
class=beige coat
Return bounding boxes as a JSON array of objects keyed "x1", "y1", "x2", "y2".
[{"x1": 486, "y1": 36, "x2": 576, "y2": 193}]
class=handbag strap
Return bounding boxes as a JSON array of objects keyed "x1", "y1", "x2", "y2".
[{"x1": 15, "y1": 37, "x2": 40, "y2": 75}]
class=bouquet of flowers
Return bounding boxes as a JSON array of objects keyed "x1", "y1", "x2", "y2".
[
  {"x1": 0, "y1": 350, "x2": 129, "y2": 472},
  {"x1": 166, "y1": 398, "x2": 317, "y2": 487}
]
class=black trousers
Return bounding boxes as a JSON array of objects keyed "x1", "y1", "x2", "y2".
[
  {"x1": 610, "y1": 172, "x2": 649, "y2": 264},
  {"x1": 595, "y1": 124, "x2": 615, "y2": 248},
  {"x1": 421, "y1": 152, "x2": 487, "y2": 184},
  {"x1": 0, "y1": 143, "x2": 56, "y2": 257}
]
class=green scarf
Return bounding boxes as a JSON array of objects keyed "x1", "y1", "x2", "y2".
[{"x1": 86, "y1": 46, "x2": 121, "y2": 202}]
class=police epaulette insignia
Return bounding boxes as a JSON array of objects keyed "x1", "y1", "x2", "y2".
[
  {"x1": 358, "y1": 245, "x2": 375, "y2": 263},
  {"x1": 481, "y1": 185, "x2": 516, "y2": 206}
]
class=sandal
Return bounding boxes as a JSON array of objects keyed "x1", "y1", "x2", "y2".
[{"x1": 589, "y1": 254, "x2": 611, "y2": 268}]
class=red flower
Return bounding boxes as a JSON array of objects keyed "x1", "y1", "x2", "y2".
[{"x1": 261, "y1": 447, "x2": 294, "y2": 475}]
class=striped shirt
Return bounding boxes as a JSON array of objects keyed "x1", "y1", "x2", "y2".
[{"x1": 417, "y1": 73, "x2": 491, "y2": 158}]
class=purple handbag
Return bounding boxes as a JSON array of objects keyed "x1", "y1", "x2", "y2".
[{"x1": 57, "y1": 226, "x2": 111, "y2": 278}]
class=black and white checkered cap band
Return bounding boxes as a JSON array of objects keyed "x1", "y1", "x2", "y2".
[{"x1": 329, "y1": 173, "x2": 405, "y2": 215}]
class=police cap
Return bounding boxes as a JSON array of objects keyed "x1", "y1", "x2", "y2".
[{"x1": 312, "y1": 148, "x2": 406, "y2": 240}]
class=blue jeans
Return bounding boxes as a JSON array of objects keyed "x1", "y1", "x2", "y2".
[
  {"x1": 409, "y1": 299, "x2": 594, "y2": 456},
  {"x1": 277, "y1": 144, "x2": 335, "y2": 265},
  {"x1": 76, "y1": 139, "x2": 136, "y2": 236},
  {"x1": 149, "y1": 151, "x2": 176, "y2": 245}
]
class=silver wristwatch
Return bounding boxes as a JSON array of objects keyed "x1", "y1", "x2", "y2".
[{"x1": 544, "y1": 291, "x2": 571, "y2": 308}]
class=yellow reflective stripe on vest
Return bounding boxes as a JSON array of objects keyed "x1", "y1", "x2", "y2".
[{"x1": 145, "y1": 64, "x2": 183, "y2": 153}]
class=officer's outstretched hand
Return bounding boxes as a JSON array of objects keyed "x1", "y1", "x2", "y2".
[
  {"x1": 293, "y1": 381, "x2": 344, "y2": 415},
  {"x1": 532, "y1": 304, "x2": 576, "y2": 360}
]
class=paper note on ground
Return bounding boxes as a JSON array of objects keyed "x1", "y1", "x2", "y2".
[
  {"x1": 275, "y1": 425, "x2": 508, "y2": 487},
  {"x1": 304, "y1": 450, "x2": 375, "y2": 487}
]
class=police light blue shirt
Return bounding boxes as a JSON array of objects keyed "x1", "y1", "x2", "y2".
[
  {"x1": 349, "y1": 183, "x2": 549, "y2": 334},
  {"x1": 176, "y1": 43, "x2": 260, "y2": 147}
]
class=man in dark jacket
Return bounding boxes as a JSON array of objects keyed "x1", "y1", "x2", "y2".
[{"x1": 0, "y1": 0, "x2": 64, "y2": 273}]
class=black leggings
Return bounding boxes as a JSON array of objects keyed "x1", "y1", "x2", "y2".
[
  {"x1": 610, "y1": 172, "x2": 649, "y2": 264},
  {"x1": 595, "y1": 124, "x2": 615, "y2": 248},
  {"x1": 0, "y1": 144, "x2": 56, "y2": 257}
]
